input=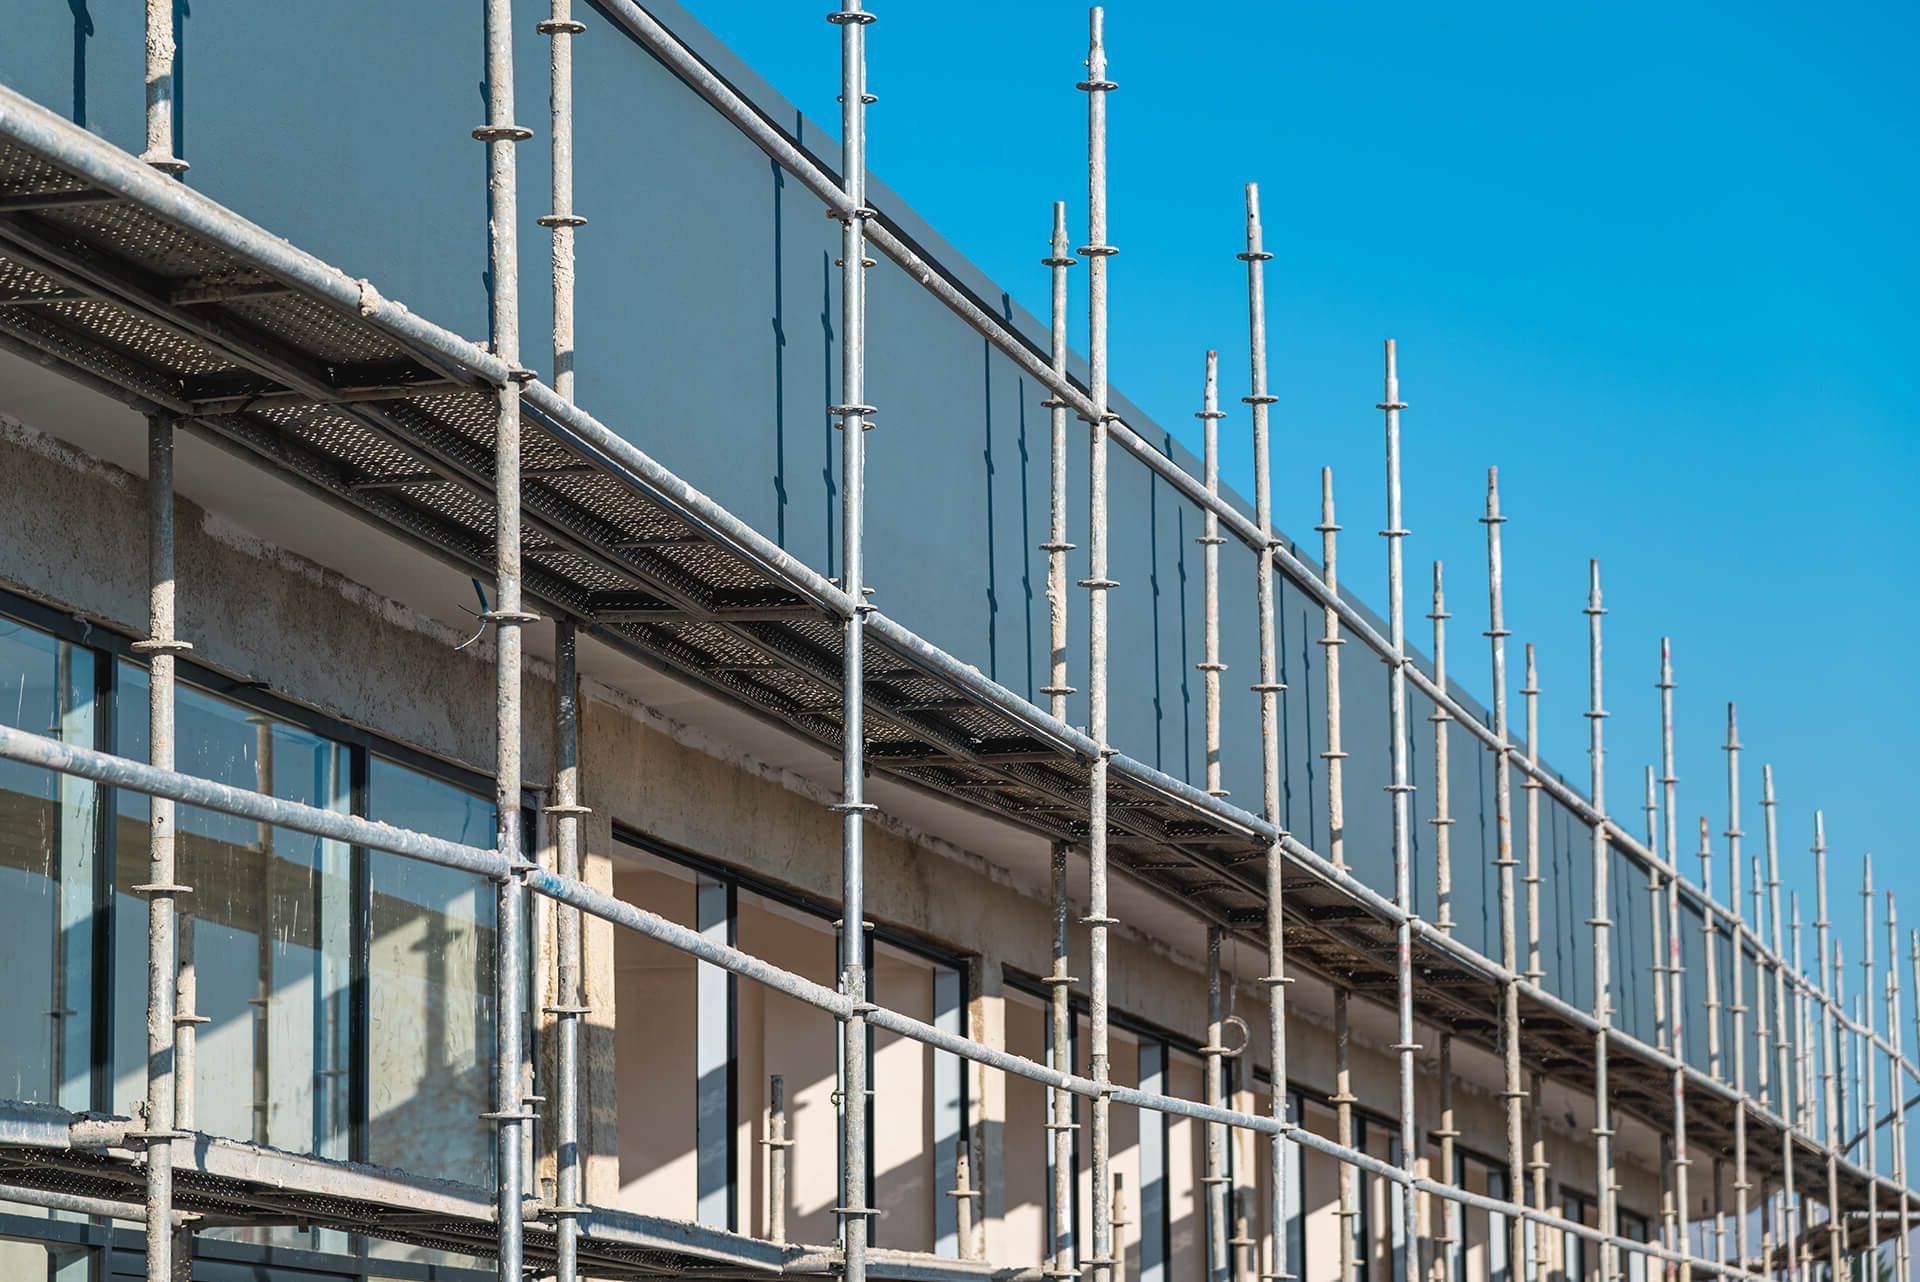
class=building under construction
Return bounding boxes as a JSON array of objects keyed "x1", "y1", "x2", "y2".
[{"x1": 0, "y1": 4, "x2": 1907, "y2": 1282}]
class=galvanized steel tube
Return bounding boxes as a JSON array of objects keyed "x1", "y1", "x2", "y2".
[
  {"x1": 1488, "y1": 472, "x2": 1527, "y2": 1282},
  {"x1": 1660, "y1": 640, "x2": 1693, "y2": 1282},
  {"x1": 1042, "y1": 203, "x2": 1076, "y2": 725},
  {"x1": 830, "y1": 6, "x2": 877, "y2": 1279},
  {"x1": 1585, "y1": 560, "x2": 1616, "y2": 1282},
  {"x1": 1725, "y1": 710, "x2": 1749, "y2": 1272},
  {"x1": 1762, "y1": 768, "x2": 1798, "y2": 1282},
  {"x1": 1816, "y1": 819, "x2": 1844, "y2": 1277},
  {"x1": 141, "y1": 0, "x2": 185, "y2": 174},
  {"x1": 1207, "y1": 927, "x2": 1231, "y2": 1282},
  {"x1": 1379, "y1": 339, "x2": 1419, "y2": 1282},
  {"x1": 1241, "y1": 181, "x2": 1290, "y2": 1282},
  {"x1": 1078, "y1": 14, "x2": 1118, "y2": 1282},
  {"x1": 551, "y1": 620, "x2": 589, "y2": 1282},
  {"x1": 1201, "y1": 352, "x2": 1228, "y2": 798},
  {"x1": 137, "y1": 413, "x2": 185, "y2": 1282},
  {"x1": 1431, "y1": 560, "x2": 1454, "y2": 934},
  {"x1": 478, "y1": 1, "x2": 532, "y2": 1274},
  {"x1": 1320, "y1": 471, "x2": 1347, "y2": 873},
  {"x1": 1048, "y1": 844, "x2": 1076, "y2": 1279}
]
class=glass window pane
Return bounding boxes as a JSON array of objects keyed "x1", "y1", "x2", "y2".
[
  {"x1": 0, "y1": 618, "x2": 97, "y2": 1113},
  {"x1": 111, "y1": 669, "x2": 352, "y2": 1165},
  {"x1": 364, "y1": 755, "x2": 498, "y2": 1183}
]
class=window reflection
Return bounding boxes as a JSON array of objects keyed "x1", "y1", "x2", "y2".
[
  {"x1": 365, "y1": 756, "x2": 497, "y2": 1182},
  {"x1": 0, "y1": 621, "x2": 96, "y2": 1112},
  {"x1": 111, "y1": 666, "x2": 353, "y2": 1161}
]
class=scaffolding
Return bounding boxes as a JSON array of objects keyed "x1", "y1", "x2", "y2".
[{"x1": 0, "y1": 4, "x2": 1912, "y2": 1282}]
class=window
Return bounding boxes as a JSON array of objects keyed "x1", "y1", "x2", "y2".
[
  {"x1": 0, "y1": 597, "x2": 532, "y2": 1275},
  {"x1": 610, "y1": 833, "x2": 966, "y2": 1254},
  {"x1": 0, "y1": 619, "x2": 98, "y2": 1113}
]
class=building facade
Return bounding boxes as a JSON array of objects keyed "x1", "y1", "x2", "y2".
[{"x1": 0, "y1": 3, "x2": 1901, "y2": 1282}]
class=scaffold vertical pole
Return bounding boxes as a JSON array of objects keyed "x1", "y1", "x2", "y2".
[
  {"x1": 477, "y1": 0, "x2": 533, "y2": 1274},
  {"x1": 1886, "y1": 895, "x2": 1907, "y2": 1282},
  {"x1": 1041, "y1": 202, "x2": 1076, "y2": 726},
  {"x1": 1437, "y1": 1035, "x2": 1458, "y2": 1282},
  {"x1": 1487, "y1": 471, "x2": 1528, "y2": 1282},
  {"x1": 1200, "y1": 351, "x2": 1228, "y2": 799},
  {"x1": 1379, "y1": 337, "x2": 1420, "y2": 1282},
  {"x1": 141, "y1": 0, "x2": 186, "y2": 175},
  {"x1": 1659, "y1": 639, "x2": 1692, "y2": 1282},
  {"x1": 1584, "y1": 560, "x2": 1617, "y2": 1282},
  {"x1": 1726, "y1": 708, "x2": 1750, "y2": 1274},
  {"x1": 1647, "y1": 764, "x2": 1671, "y2": 1064},
  {"x1": 549, "y1": 619, "x2": 590, "y2": 1281},
  {"x1": 1816, "y1": 818, "x2": 1844, "y2": 1280},
  {"x1": 1763, "y1": 767, "x2": 1799, "y2": 1282},
  {"x1": 829, "y1": 4, "x2": 877, "y2": 1279},
  {"x1": 1319, "y1": 470, "x2": 1346, "y2": 872},
  {"x1": 1041, "y1": 196, "x2": 1078, "y2": 1282},
  {"x1": 1432, "y1": 553, "x2": 1457, "y2": 1282},
  {"x1": 1522, "y1": 646, "x2": 1543, "y2": 992},
  {"x1": 1207, "y1": 926, "x2": 1231, "y2": 1282},
  {"x1": 1700, "y1": 816, "x2": 1724, "y2": 1268},
  {"x1": 1078, "y1": 14, "x2": 1118, "y2": 1282},
  {"x1": 1529, "y1": 1072, "x2": 1548, "y2": 1282},
  {"x1": 1863, "y1": 856, "x2": 1879, "y2": 1282},
  {"x1": 768, "y1": 1075, "x2": 790, "y2": 1244},
  {"x1": 1048, "y1": 843, "x2": 1076, "y2": 1280},
  {"x1": 136, "y1": 411, "x2": 188, "y2": 1282},
  {"x1": 1336, "y1": 987, "x2": 1357, "y2": 1282},
  {"x1": 1430, "y1": 560, "x2": 1454, "y2": 936},
  {"x1": 543, "y1": 0, "x2": 591, "y2": 1260},
  {"x1": 541, "y1": 0, "x2": 586, "y2": 403},
  {"x1": 1240, "y1": 182, "x2": 1290, "y2": 1282}
]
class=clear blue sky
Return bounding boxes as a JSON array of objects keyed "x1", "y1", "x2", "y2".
[{"x1": 695, "y1": 2, "x2": 1917, "y2": 982}]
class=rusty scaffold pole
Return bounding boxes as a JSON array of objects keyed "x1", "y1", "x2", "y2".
[
  {"x1": 1378, "y1": 339, "x2": 1420, "y2": 1282},
  {"x1": 1584, "y1": 559, "x2": 1618, "y2": 1282},
  {"x1": 541, "y1": 2, "x2": 591, "y2": 1277},
  {"x1": 1487, "y1": 472, "x2": 1529, "y2": 1282},
  {"x1": 1077, "y1": 13, "x2": 1119, "y2": 1282},
  {"x1": 827, "y1": 3, "x2": 878, "y2": 1279},
  {"x1": 1521, "y1": 642, "x2": 1544, "y2": 1282},
  {"x1": 1336, "y1": 986, "x2": 1358, "y2": 1282},
  {"x1": 1658, "y1": 640, "x2": 1693, "y2": 1282},
  {"x1": 476, "y1": 0, "x2": 537, "y2": 1275},
  {"x1": 1431, "y1": 558, "x2": 1457, "y2": 1282},
  {"x1": 1725, "y1": 709, "x2": 1751, "y2": 1274},
  {"x1": 1816, "y1": 817, "x2": 1845, "y2": 1279},
  {"x1": 1041, "y1": 198, "x2": 1078, "y2": 1282},
  {"x1": 1649, "y1": 764, "x2": 1678, "y2": 1271},
  {"x1": 1763, "y1": 767, "x2": 1800, "y2": 1282}
]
